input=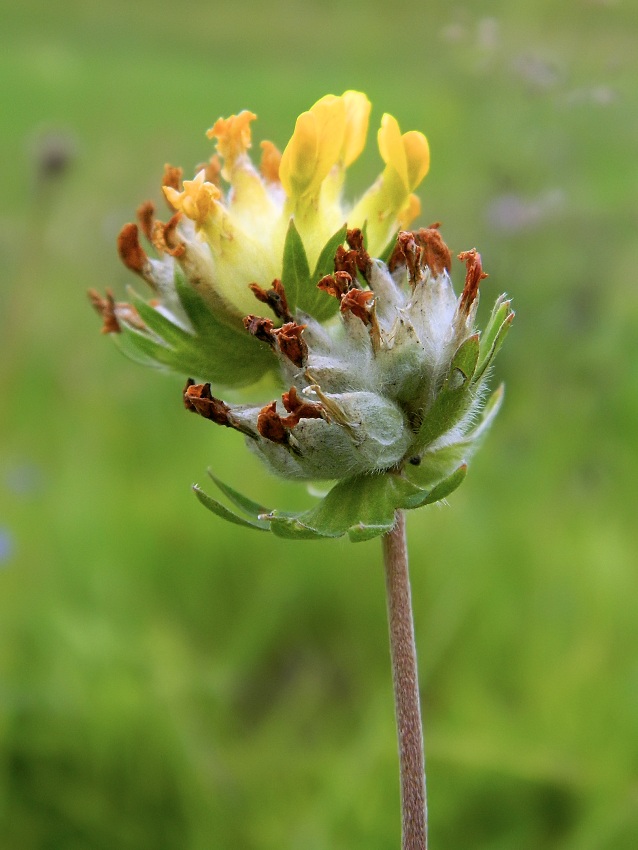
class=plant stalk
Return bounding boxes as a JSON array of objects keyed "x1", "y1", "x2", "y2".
[{"x1": 382, "y1": 510, "x2": 427, "y2": 850}]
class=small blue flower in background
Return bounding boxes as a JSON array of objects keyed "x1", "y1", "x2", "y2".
[{"x1": 0, "y1": 528, "x2": 13, "y2": 566}]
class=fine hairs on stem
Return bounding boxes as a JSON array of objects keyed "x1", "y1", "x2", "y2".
[{"x1": 383, "y1": 510, "x2": 427, "y2": 850}]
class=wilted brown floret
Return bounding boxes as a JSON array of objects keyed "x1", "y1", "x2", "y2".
[
  {"x1": 243, "y1": 315, "x2": 277, "y2": 345},
  {"x1": 183, "y1": 380, "x2": 234, "y2": 426},
  {"x1": 162, "y1": 163, "x2": 183, "y2": 195},
  {"x1": 274, "y1": 322, "x2": 308, "y2": 367},
  {"x1": 88, "y1": 289, "x2": 121, "y2": 334},
  {"x1": 281, "y1": 386, "x2": 324, "y2": 422},
  {"x1": 388, "y1": 231, "x2": 423, "y2": 284},
  {"x1": 257, "y1": 389, "x2": 324, "y2": 445},
  {"x1": 257, "y1": 401, "x2": 288, "y2": 444},
  {"x1": 136, "y1": 201, "x2": 155, "y2": 242},
  {"x1": 195, "y1": 155, "x2": 222, "y2": 187},
  {"x1": 340, "y1": 288, "x2": 375, "y2": 325},
  {"x1": 88, "y1": 290, "x2": 145, "y2": 334},
  {"x1": 117, "y1": 223, "x2": 148, "y2": 275},
  {"x1": 150, "y1": 212, "x2": 185, "y2": 258},
  {"x1": 346, "y1": 228, "x2": 372, "y2": 277},
  {"x1": 415, "y1": 224, "x2": 452, "y2": 276},
  {"x1": 458, "y1": 249, "x2": 488, "y2": 314},
  {"x1": 249, "y1": 278, "x2": 292, "y2": 322},
  {"x1": 317, "y1": 271, "x2": 353, "y2": 300},
  {"x1": 334, "y1": 245, "x2": 359, "y2": 282}
]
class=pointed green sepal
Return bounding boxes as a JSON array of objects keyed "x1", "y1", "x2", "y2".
[
  {"x1": 406, "y1": 384, "x2": 504, "y2": 488},
  {"x1": 281, "y1": 218, "x2": 310, "y2": 314},
  {"x1": 313, "y1": 225, "x2": 347, "y2": 281},
  {"x1": 193, "y1": 484, "x2": 270, "y2": 531},
  {"x1": 308, "y1": 225, "x2": 348, "y2": 320},
  {"x1": 417, "y1": 463, "x2": 467, "y2": 505},
  {"x1": 474, "y1": 303, "x2": 514, "y2": 385},
  {"x1": 195, "y1": 463, "x2": 470, "y2": 541},
  {"x1": 205, "y1": 470, "x2": 271, "y2": 520},
  {"x1": 413, "y1": 334, "x2": 480, "y2": 451}
]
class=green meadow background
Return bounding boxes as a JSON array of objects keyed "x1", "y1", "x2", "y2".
[{"x1": 1, "y1": 0, "x2": 637, "y2": 847}]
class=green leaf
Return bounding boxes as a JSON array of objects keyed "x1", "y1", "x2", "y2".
[
  {"x1": 267, "y1": 469, "x2": 468, "y2": 543},
  {"x1": 196, "y1": 463, "x2": 470, "y2": 541},
  {"x1": 414, "y1": 334, "x2": 480, "y2": 451},
  {"x1": 173, "y1": 271, "x2": 276, "y2": 386},
  {"x1": 281, "y1": 219, "x2": 310, "y2": 314},
  {"x1": 268, "y1": 474, "x2": 398, "y2": 541},
  {"x1": 206, "y1": 470, "x2": 270, "y2": 520},
  {"x1": 123, "y1": 274, "x2": 276, "y2": 386},
  {"x1": 193, "y1": 485, "x2": 270, "y2": 531},
  {"x1": 128, "y1": 290, "x2": 193, "y2": 348},
  {"x1": 313, "y1": 224, "x2": 347, "y2": 281}
]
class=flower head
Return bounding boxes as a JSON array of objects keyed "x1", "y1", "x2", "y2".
[{"x1": 91, "y1": 92, "x2": 513, "y2": 540}]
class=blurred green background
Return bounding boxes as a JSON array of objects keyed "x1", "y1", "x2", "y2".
[{"x1": 1, "y1": 0, "x2": 637, "y2": 847}]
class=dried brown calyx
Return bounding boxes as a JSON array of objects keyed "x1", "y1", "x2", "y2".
[
  {"x1": 458, "y1": 249, "x2": 488, "y2": 314},
  {"x1": 332, "y1": 228, "x2": 371, "y2": 286},
  {"x1": 249, "y1": 278, "x2": 293, "y2": 322}
]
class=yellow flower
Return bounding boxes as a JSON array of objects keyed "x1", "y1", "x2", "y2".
[
  {"x1": 147, "y1": 92, "x2": 431, "y2": 323},
  {"x1": 162, "y1": 170, "x2": 221, "y2": 228},
  {"x1": 349, "y1": 114, "x2": 430, "y2": 252}
]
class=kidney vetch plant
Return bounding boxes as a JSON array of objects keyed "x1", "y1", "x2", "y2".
[{"x1": 90, "y1": 90, "x2": 513, "y2": 850}]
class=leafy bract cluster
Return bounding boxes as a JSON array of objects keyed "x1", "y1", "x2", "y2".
[{"x1": 91, "y1": 92, "x2": 513, "y2": 541}]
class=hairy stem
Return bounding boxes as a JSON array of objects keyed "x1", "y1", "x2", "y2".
[{"x1": 382, "y1": 510, "x2": 427, "y2": 850}]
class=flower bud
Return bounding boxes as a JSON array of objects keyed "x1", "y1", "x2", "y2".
[{"x1": 95, "y1": 93, "x2": 513, "y2": 540}]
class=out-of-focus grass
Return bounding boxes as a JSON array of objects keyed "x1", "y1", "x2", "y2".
[{"x1": 1, "y1": 1, "x2": 637, "y2": 848}]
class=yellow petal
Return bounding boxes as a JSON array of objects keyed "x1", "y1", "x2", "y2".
[
  {"x1": 280, "y1": 95, "x2": 346, "y2": 199},
  {"x1": 341, "y1": 91, "x2": 371, "y2": 167},
  {"x1": 259, "y1": 140, "x2": 282, "y2": 183},
  {"x1": 378, "y1": 114, "x2": 430, "y2": 192},
  {"x1": 398, "y1": 193, "x2": 421, "y2": 229},
  {"x1": 402, "y1": 131, "x2": 430, "y2": 190},
  {"x1": 378, "y1": 113, "x2": 408, "y2": 189},
  {"x1": 206, "y1": 111, "x2": 257, "y2": 180},
  {"x1": 162, "y1": 170, "x2": 222, "y2": 228}
]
